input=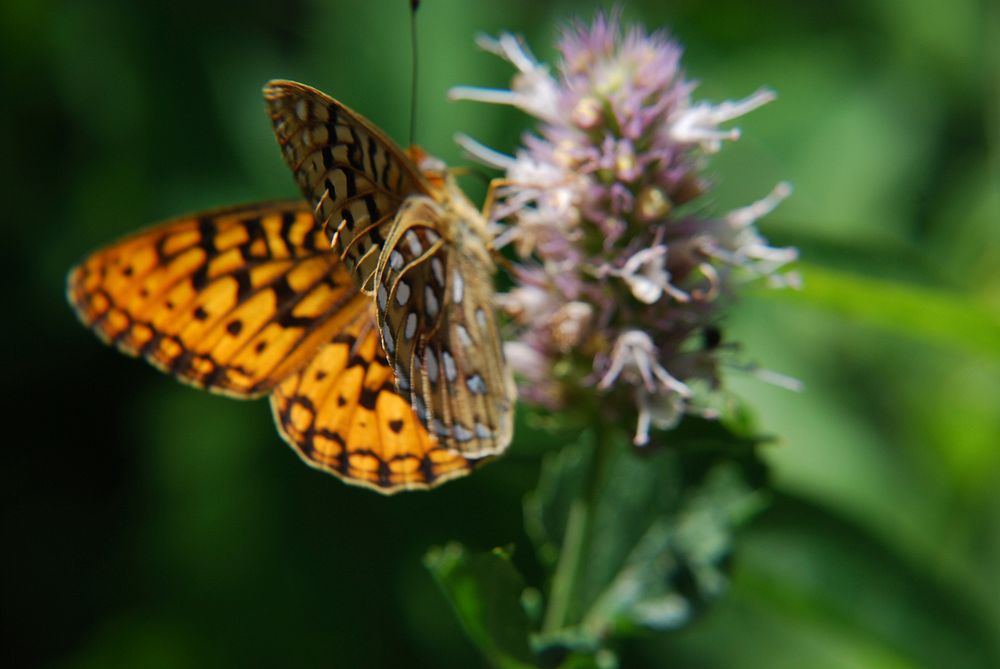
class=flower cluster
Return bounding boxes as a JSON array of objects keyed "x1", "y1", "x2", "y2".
[{"x1": 451, "y1": 11, "x2": 798, "y2": 445}]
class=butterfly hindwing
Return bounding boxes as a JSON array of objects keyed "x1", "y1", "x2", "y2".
[
  {"x1": 67, "y1": 201, "x2": 362, "y2": 397},
  {"x1": 270, "y1": 302, "x2": 482, "y2": 492},
  {"x1": 375, "y1": 196, "x2": 515, "y2": 458}
]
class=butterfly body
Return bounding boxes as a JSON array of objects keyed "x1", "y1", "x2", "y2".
[{"x1": 68, "y1": 81, "x2": 515, "y2": 493}]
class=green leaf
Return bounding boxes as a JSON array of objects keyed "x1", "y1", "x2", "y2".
[
  {"x1": 584, "y1": 463, "x2": 765, "y2": 636},
  {"x1": 527, "y1": 421, "x2": 767, "y2": 655},
  {"x1": 763, "y1": 262, "x2": 1000, "y2": 360},
  {"x1": 657, "y1": 493, "x2": 1000, "y2": 669},
  {"x1": 424, "y1": 543, "x2": 538, "y2": 669},
  {"x1": 523, "y1": 431, "x2": 595, "y2": 570}
]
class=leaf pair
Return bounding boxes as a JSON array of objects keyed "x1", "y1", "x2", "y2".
[{"x1": 426, "y1": 421, "x2": 767, "y2": 668}]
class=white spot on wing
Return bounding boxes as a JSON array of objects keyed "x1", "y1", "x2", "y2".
[
  {"x1": 396, "y1": 281, "x2": 411, "y2": 305},
  {"x1": 425, "y1": 286, "x2": 439, "y2": 318},
  {"x1": 442, "y1": 350, "x2": 457, "y2": 382},
  {"x1": 405, "y1": 231, "x2": 423, "y2": 256},
  {"x1": 476, "y1": 308, "x2": 487, "y2": 328},
  {"x1": 475, "y1": 423, "x2": 492, "y2": 439},
  {"x1": 456, "y1": 325, "x2": 473, "y2": 347},
  {"x1": 467, "y1": 374, "x2": 487, "y2": 395},
  {"x1": 452, "y1": 270, "x2": 464, "y2": 303},
  {"x1": 404, "y1": 312, "x2": 417, "y2": 339},
  {"x1": 377, "y1": 284, "x2": 387, "y2": 311},
  {"x1": 383, "y1": 329, "x2": 394, "y2": 354},
  {"x1": 389, "y1": 250, "x2": 404, "y2": 271},
  {"x1": 453, "y1": 424, "x2": 474, "y2": 442},
  {"x1": 426, "y1": 349, "x2": 439, "y2": 383},
  {"x1": 431, "y1": 257, "x2": 444, "y2": 285}
]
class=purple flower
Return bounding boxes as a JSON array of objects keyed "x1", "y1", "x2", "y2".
[{"x1": 451, "y1": 11, "x2": 797, "y2": 446}]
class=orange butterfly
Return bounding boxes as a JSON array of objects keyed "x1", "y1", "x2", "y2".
[{"x1": 67, "y1": 81, "x2": 515, "y2": 493}]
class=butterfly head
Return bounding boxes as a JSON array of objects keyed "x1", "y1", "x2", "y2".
[
  {"x1": 406, "y1": 145, "x2": 448, "y2": 189},
  {"x1": 404, "y1": 145, "x2": 489, "y2": 243}
]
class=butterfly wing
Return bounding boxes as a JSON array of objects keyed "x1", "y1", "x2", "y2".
[
  {"x1": 264, "y1": 80, "x2": 430, "y2": 293},
  {"x1": 270, "y1": 305, "x2": 482, "y2": 492},
  {"x1": 264, "y1": 80, "x2": 514, "y2": 458},
  {"x1": 375, "y1": 197, "x2": 515, "y2": 458},
  {"x1": 68, "y1": 199, "x2": 477, "y2": 492},
  {"x1": 67, "y1": 201, "x2": 363, "y2": 397}
]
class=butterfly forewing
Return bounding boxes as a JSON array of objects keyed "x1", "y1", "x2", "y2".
[
  {"x1": 270, "y1": 303, "x2": 483, "y2": 492},
  {"x1": 67, "y1": 201, "x2": 362, "y2": 397},
  {"x1": 264, "y1": 80, "x2": 429, "y2": 293}
]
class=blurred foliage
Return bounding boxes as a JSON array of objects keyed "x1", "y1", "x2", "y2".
[
  {"x1": 425, "y1": 544, "x2": 536, "y2": 669},
  {"x1": 427, "y1": 424, "x2": 766, "y2": 668},
  {"x1": 3, "y1": 0, "x2": 999, "y2": 668},
  {"x1": 533, "y1": 428, "x2": 765, "y2": 657}
]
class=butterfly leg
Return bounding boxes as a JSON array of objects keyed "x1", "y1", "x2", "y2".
[{"x1": 481, "y1": 178, "x2": 517, "y2": 222}]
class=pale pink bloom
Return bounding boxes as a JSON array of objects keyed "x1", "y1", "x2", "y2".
[
  {"x1": 611, "y1": 246, "x2": 689, "y2": 304},
  {"x1": 667, "y1": 89, "x2": 777, "y2": 153},
  {"x1": 452, "y1": 11, "x2": 797, "y2": 446},
  {"x1": 598, "y1": 330, "x2": 690, "y2": 397}
]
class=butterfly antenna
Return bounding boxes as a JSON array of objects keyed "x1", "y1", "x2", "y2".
[{"x1": 408, "y1": 0, "x2": 420, "y2": 149}]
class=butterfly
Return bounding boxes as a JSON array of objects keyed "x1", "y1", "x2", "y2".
[{"x1": 67, "y1": 80, "x2": 516, "y2": 494}]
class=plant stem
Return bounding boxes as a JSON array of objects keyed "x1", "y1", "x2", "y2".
[{"x1": 542, "y1": 427, "x2": 613, "y2": 633}]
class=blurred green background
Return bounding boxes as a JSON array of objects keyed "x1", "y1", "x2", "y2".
[{"x1": 3, "y1": 0, "x2": 999, "y2": 667}]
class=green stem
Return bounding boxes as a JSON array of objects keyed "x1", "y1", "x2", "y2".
[{"x1": 542, "y1": 427, "x2": 613, "y2": 633}]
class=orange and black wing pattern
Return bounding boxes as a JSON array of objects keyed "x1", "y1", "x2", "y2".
[
  {"x1": 67, "y1": 201, "x2": 358, "y2": 397},
  {"x1": 271, "y1": 305, "x2": 481, "y2": 492},
  {"x1": 68, "y1": 77, "x2": 516, "y2": 493},
  {"x1": 67, "y1": 200, "x2": 478, "y2": 492}
]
